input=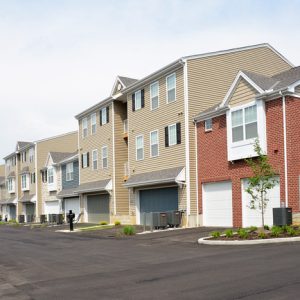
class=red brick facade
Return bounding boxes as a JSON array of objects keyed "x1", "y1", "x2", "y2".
[{"x1": 197, "y1": 96, "x2": 300, "y2": 227}]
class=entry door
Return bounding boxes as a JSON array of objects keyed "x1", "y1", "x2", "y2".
[
  {"x1": 9, "y1": 205, "x2": 16, "y2": 220},
  {"x1": 87, "y1": 194, "x2": 110, "y2": 223}
]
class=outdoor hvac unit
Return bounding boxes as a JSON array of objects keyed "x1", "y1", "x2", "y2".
[
  {"x1": 273, "y1": 207, "x2": 292, "y2": 226},
  {"x1": 48, "y1": 214, "x2": 57, "y2": 224},
  {"x1": 18, "y1": 215, "x2": 25, "y2": 223},
  {"x1": 152, "y1": 212, "x2": 168, "y2": 229},
  {"x1": 56, "y1": 214, "x2": 64, "y2": 225},
  {"x1": 40, "y1": 214, "x2": 46, "y2": 224},
  {"x1": 167, "y1": 211, "x2": 181, "y2": 228}
]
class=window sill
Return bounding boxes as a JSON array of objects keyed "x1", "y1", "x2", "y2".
[{"x1": 205, "y1": 129, "x2": 212, "y2": 133}]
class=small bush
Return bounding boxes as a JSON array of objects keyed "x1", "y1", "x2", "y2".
[
  {"x1": 258, "y1": 232, "x2": 267, "y2": 239},
  {"x1": 271, "y1": 226, "x2": 283, "y2": 237},
  {"x1": 114, "y1": 220, "x2": 121, "y2": 226},
  {"x1": 123, "y1": 225, "x2": 135, "y2": 236},
  {"x1": 8, "y1": 219, "x2": 17, "y2": 224},
  {"x1": 0, "y1": 221, "x2": 6, "y2": 225},
  {"x1": 224, "y1": 229, "x2": 233, "y2": 238},
  {"x1": 248, "y1": 226, "x2": 258, "y2": 233},
  {"x1": 211, "y1": 231, "x2": 221, "y2": 238},
  {"x1": 287, "y1": 226, "x2": 296, "y2": 236},
  {"x1": 237, "y1": 228, "x2": 249, "y2": 239},
  {"x1": 99, "y1": 221, "x2": 108, "y2": 225},
  {"x1": 264, "y1": 225, "x2": 270, "y2": 230},
  {"x1": 281, "y1": 225, "x2": 289, "y2": 233}
]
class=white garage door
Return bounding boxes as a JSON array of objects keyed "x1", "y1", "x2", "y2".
[
  {"x1": 64, "y1": 198, "x2": 80, "y2": 218},
  {"x1": 203, "y1": 181, "x2": 233, "y2": 227},
  {"x1": 242, "y1": 177, "x2": 280, "y2": 227},
  {"x1": 44, "y1": 201, "x2": 60, "y2": 215}
]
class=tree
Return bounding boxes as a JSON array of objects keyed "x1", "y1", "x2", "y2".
[{"x1": 245, "y1": 139, "x2": 278, "y2": 229}]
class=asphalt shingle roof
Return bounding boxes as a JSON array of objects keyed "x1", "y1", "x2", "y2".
[
  {"x1": 74, "y1": 179, "x2": 111, "y2": 194},
  {"x1": 50, "y1": 152, "x2": 77, "y2": 164},
  {"x1": 118, "y1": 76, "x2": 138, "y2": 87}
]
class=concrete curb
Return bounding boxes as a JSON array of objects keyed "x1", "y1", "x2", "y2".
[{"x1": 198, "y1": 236, "x2": 300, "y2": 245}]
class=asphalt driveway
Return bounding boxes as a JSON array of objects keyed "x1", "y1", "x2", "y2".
[{"x1": 0, "y1": 225, "x2": 300, "y2": 299}]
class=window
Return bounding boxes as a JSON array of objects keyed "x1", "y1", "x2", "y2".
[
  {"x1": 166, "y1": 73, "x2": 176, "y2": 103},
  {"x1": 7, "y1": 178, "x2": 14, "y2": 192},
  {"x1": 92, "y1": 150, "x2": 98, "y2": 170},
  {"x1": 30, "y1": 173, "x2": 36, "y2": 184},
  {"x1": 42, "y1": 170, "x2": 48, "y2": 183},
  {"x1": 231, "y1": 105, "x2": 258, "y2": 143},
  {"x1": 82, "y1": 153, "x2": 89, "y2": 168},
  {"x1": 150, "y1": 82, "x2": 159, "y2": 110},
  {"x1": 21, "y1": 174, "x2": 28, "y2": 190},
  {"x1": 91, "y1": 113, "x2": 97, "y2": 134},
  {"x1": 205, "y1": 119, "x2": 212, "y2": 131},
  {"x1": 136, "y1": 135, "x2": 144, "y2": 161},
  {"x1": 66, "y1": 163, "x2": 74, "y2": 181},
  {"x1": 150, "y1": 130, "x2": 159, "y2": 157},
  {"x1": 100, "y1": 107, "x2": 109, "y2": 125},
  {"x1": 82, "y1": 117, "x2": 88, "y2": 138},
  {"x1": 102, "y1": 146, "x2": 108, "y2": 169},
  {"x1": 29, "y1": 148, "x2": 34, "y2": 163},
  {"x1": 48, "y1": 168, "x2": 54, "y2": 184},
  {"x1": 165, "y1": 123, "x2": 181, "y2": 147},
  {"x1": 135, "y1": 90, "x2": 142, "y2": 110},
  {"x1": 21, "y1": 151, "x2": 27, "y2": 163}
]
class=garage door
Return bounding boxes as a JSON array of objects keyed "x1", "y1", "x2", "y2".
[
  {"x1": 242, "y1": 177, "x2": 280, "y2": 227},
  {"x1": 87, "y1": 194, "x2": 110, "y2": 223},
  {"x1": 203, "y1": 181, "x2": 233, "y2": 227},
  {"x1": 44, "y1": 201, "x2": 60, "y2": 215},
  {"x1": 139, "y1": 187, "x2": 178, "y2": 224},
  {"x1": 64, "y1": 197, "x2": 80, "y2": 218}
]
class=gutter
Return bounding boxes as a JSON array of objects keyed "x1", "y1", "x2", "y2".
[{"x1": 194, "y1": 106, "x2": 229, "y2": 123}]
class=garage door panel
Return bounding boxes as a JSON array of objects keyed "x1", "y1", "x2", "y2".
[
  {"x1": 87, "y1": 195, "x2": 109, "y2": 223},
  {"x1": 65, "y1": 198, "x2": 80, "y2": 218},
  {"x1": 44, "y1": 201, "x2": 59, "y2": 215},
  {"x1": 203, "y1": 181, "x2": 233, "y2": 227},
  {"x1": 242, "y1": 177, "x2": 280, "y2": 227}
]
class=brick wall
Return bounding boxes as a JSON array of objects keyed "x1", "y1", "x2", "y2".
[{"x1": 197, "y1": 96, "x2": 300, "y2": 227}]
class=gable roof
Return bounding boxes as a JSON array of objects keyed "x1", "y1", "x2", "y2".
[
  {"x1": 118, "y1": 76, "x2": 138, "y2": 87},
  {"x1": 49, "y1": 152, "x2": 77, "y2": 164},
  {"x1": 16, "y1": 141, "x2": 34, "y2": 151}
]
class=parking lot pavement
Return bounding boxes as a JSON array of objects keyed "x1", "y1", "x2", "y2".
[{"x1": 1, "y1": 225, "x2": 300, "y2": 299}]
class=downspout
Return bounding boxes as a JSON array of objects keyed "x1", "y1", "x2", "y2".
[
  {"x1": 194, "y1": 120, "x2": 199, "y2": 227},
  {"x1": 280, "y1": 91, "x2": 289, "y2": 207}
]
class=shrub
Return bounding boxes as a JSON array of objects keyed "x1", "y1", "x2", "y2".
[
  {"x1": 287, "y1": 226, "x2": 296, "y2": 236},
  {"x1": 0, "y1": 221, "x2": 6, "y2": 225},
  {"x1": 114, "y1": 220, "x2": 121, "y2": 226},
  {"x1": 8, "y1": 219, "x2": 17, "y2": 224},
  {"x1": 271, "y1": 226, "x2": 283, "y2": 237},
  {"x1": 264, "y1": 225, "x2": 270, "y2": 230},
  {"x1": 258, "y1": 232, "x2": 267, "y2": 239},
  {"x1": 237, "y1": 228, "x2": 249, "y2": 239},
  {"x1": 281, "y1": 225, "x2": 289, "y2": 233},
  {"x1": 211, "y1": 231, "x2": 221, "y2": 238},
  {"x1": 224, "y1": 229, "x2": 233, "y2": 238},
  {"x1": 99, "y1": 221, "x2": 108, "y2": 225},
  {"x1": 248, "y1": 226, "x2": 258, "y2": 233},
  {"x1": 123, "y1": 225, "x2": 135, "y2": 236}
]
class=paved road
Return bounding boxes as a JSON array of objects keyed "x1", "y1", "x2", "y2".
[{"x1": 0, "y1": 226, "x2": 300, "y2": 300}]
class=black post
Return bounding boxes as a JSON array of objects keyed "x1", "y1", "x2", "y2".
[{"x1": 68, "y1": 210, "x2": 75, "y2": 231}]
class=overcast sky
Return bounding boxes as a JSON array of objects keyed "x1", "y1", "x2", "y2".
[{"x1": 1, "y1": 0, "x2": 300, "y2": 163}]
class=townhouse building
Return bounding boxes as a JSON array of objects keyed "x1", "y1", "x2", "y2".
[
  {"x1": 0, "y1": 165, "x2": 6, "y2": 219},
  {"x1": 76, "y1": 43, "x2": 293, "y2": 226},
  {"x1": 1, "y1": 132, "x2": 77, "y2": 222},
  {"x1": 195, "y1": 67, "x2": 300, "y2": 227}
]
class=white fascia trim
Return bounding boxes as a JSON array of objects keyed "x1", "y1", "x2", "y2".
[
  {"x1": 182, "y1": 59, "x2": 191, "y2": 219},
  {"x1": 175, "y1": 167, "x2": 186, "y2": 186},
  {"x1": 112, "y1": 102, "x2": 116, "y2": 214},
  {"x1": 183, "y1": 43, "x2": 294, "y2": 68},
  {"x1": 287, "y1": 79, "x2": 300, "y2": 93},
  {"x1": 221, "y1": 71, "x2": 265, "y2": 107},
  {"x1": 105, "y1": 179, "x2": 113, "y2": 195},
  {"x1": 110, "y1": 76, "x2": 126, "y2": 97},
  {"x1": 34, "y1": 131, "x2": 78, "y2": 144}
]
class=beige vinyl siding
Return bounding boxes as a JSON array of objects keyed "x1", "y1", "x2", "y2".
[
  {"x1": 127, "y1": 67, "x2": 185, "y2": 175},
  {"x1": 113, "y1": 101, "x2": 129, "y2": 215},
  {"x1": 229, "y1": 78, "x2": 258, "y2": 107},
  {"x1": 0, "y1": 165, "x2": 4, "y2": 176},
  {"x1": 36, "y1": 132, "x2": 78, "y2": 216},
  {"x1": 187, "y1": 46, "x2": 292, "y2": 215},
  {"x1": 79, "y1": 104, "x2": 113, "y2": 184}
]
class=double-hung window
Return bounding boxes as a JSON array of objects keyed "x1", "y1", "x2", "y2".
[
  {"x1": 135, "y1": 90, "x2": 142, "y2": 110},
  {"x1": 29, "y1": 148, "x2": 34, "y2": 163},
  {"x1": 91, "y1": 113, "x2": 97, "y2": 134},
  {"x1": 166, "y1": 73, "x2": 176, "y2": 103},
  {"x1": 136, "y1": 135, "x2": 144, "y2": 161},
  {"x1": 82, "y1": 117, "x2": 88, "y2": 138},
  {"x1": 205, "y1": 119, "x2": 212, "y2": 131},
  {"x1": 82, "y1": 153, "x2": 89, "y2": 168},
  {"x1": 231, "y1": 105, "x2": 258, "y2": 143},
  {"x1": 92, "y1": 150, "x2": 98, "y2": 170},
  {"x1": 150, "y1": 82, "x2": 159, "y2": 110},
  {"x1": 66, "y1": 162, "x2": 74, "y2": 181},
  {"x1": 150, "y1": 130, "x2": 159, "y2": 157},
  {"x1": 102, "y1": 146, "x2": 108, "y2": 169},
  {"x1": 168, "y1": 124, "x2": 177, "y2": 146},
  {"x1": 21, "y1": 174, "x2": 28, "y2": 190},
  {"x1": 48, "y1": 168, "x2": 54, "y2": 184},
  {"x1": 101, "y1": 107, "x2": 107, "y2": 125},
  {"x1": 7, "y1": 178, "x2": 14, "y2": 192}
]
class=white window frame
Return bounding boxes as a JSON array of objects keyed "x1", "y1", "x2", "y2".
[
  {"x1": 135, "y1": 90, "x2": 142, "y2": 111},
  {"x1": 29, "y1": 148, "x2": 34, "y2": 163},
  {"x1": 205, "y1": 119, "x2": 213, "y2": 131},
  {"x1": 66, "y1": 162, "x2": 74, "y2": 181},
  {"x1": 91, "y1": 113, "x2": 97, "y2": 134},
  {"x1": 166, "y1": 73, "x2": 176, "y2": 103},
  {"x1": 21, "y1": 174, "x2": 29, "y2": 191},
  {"x1": 101, "y1": 146, "x2": 108, "y2": 169},
  {"x1": 82, "y1": 117, "x2": 88, "y2": 138},
  {"x1": 82, "y1": 153, "x2": 88, "y2": 168},
  {"x1": 150, "y1": 81, "x2": 159, "y2": 110},
  {"x1": 7, "y1": 178, "x2": 14, "y2": 193},
  {"x1": 48, "y1": 167, "x2": 54, "y2": 184},
  {"x1": 136, "y1": 135, "x2": 144, "y2": 161},
  {"x1": 150, "y1": 130, "x2": 159, "y2": 158},
  {"x1": 168, "y1": 124, "x2": 177, "y2": 146},
  {"x1": 101, "y1": 107, "x2": 107, "y2": 125},
  {"x1": 92, "y1": 149, "x2": 98, "y2": 170}
]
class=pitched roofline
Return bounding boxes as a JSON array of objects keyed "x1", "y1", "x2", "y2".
[{"x1": 34, "y1": 130, "x2": 78, "y2": 144}]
